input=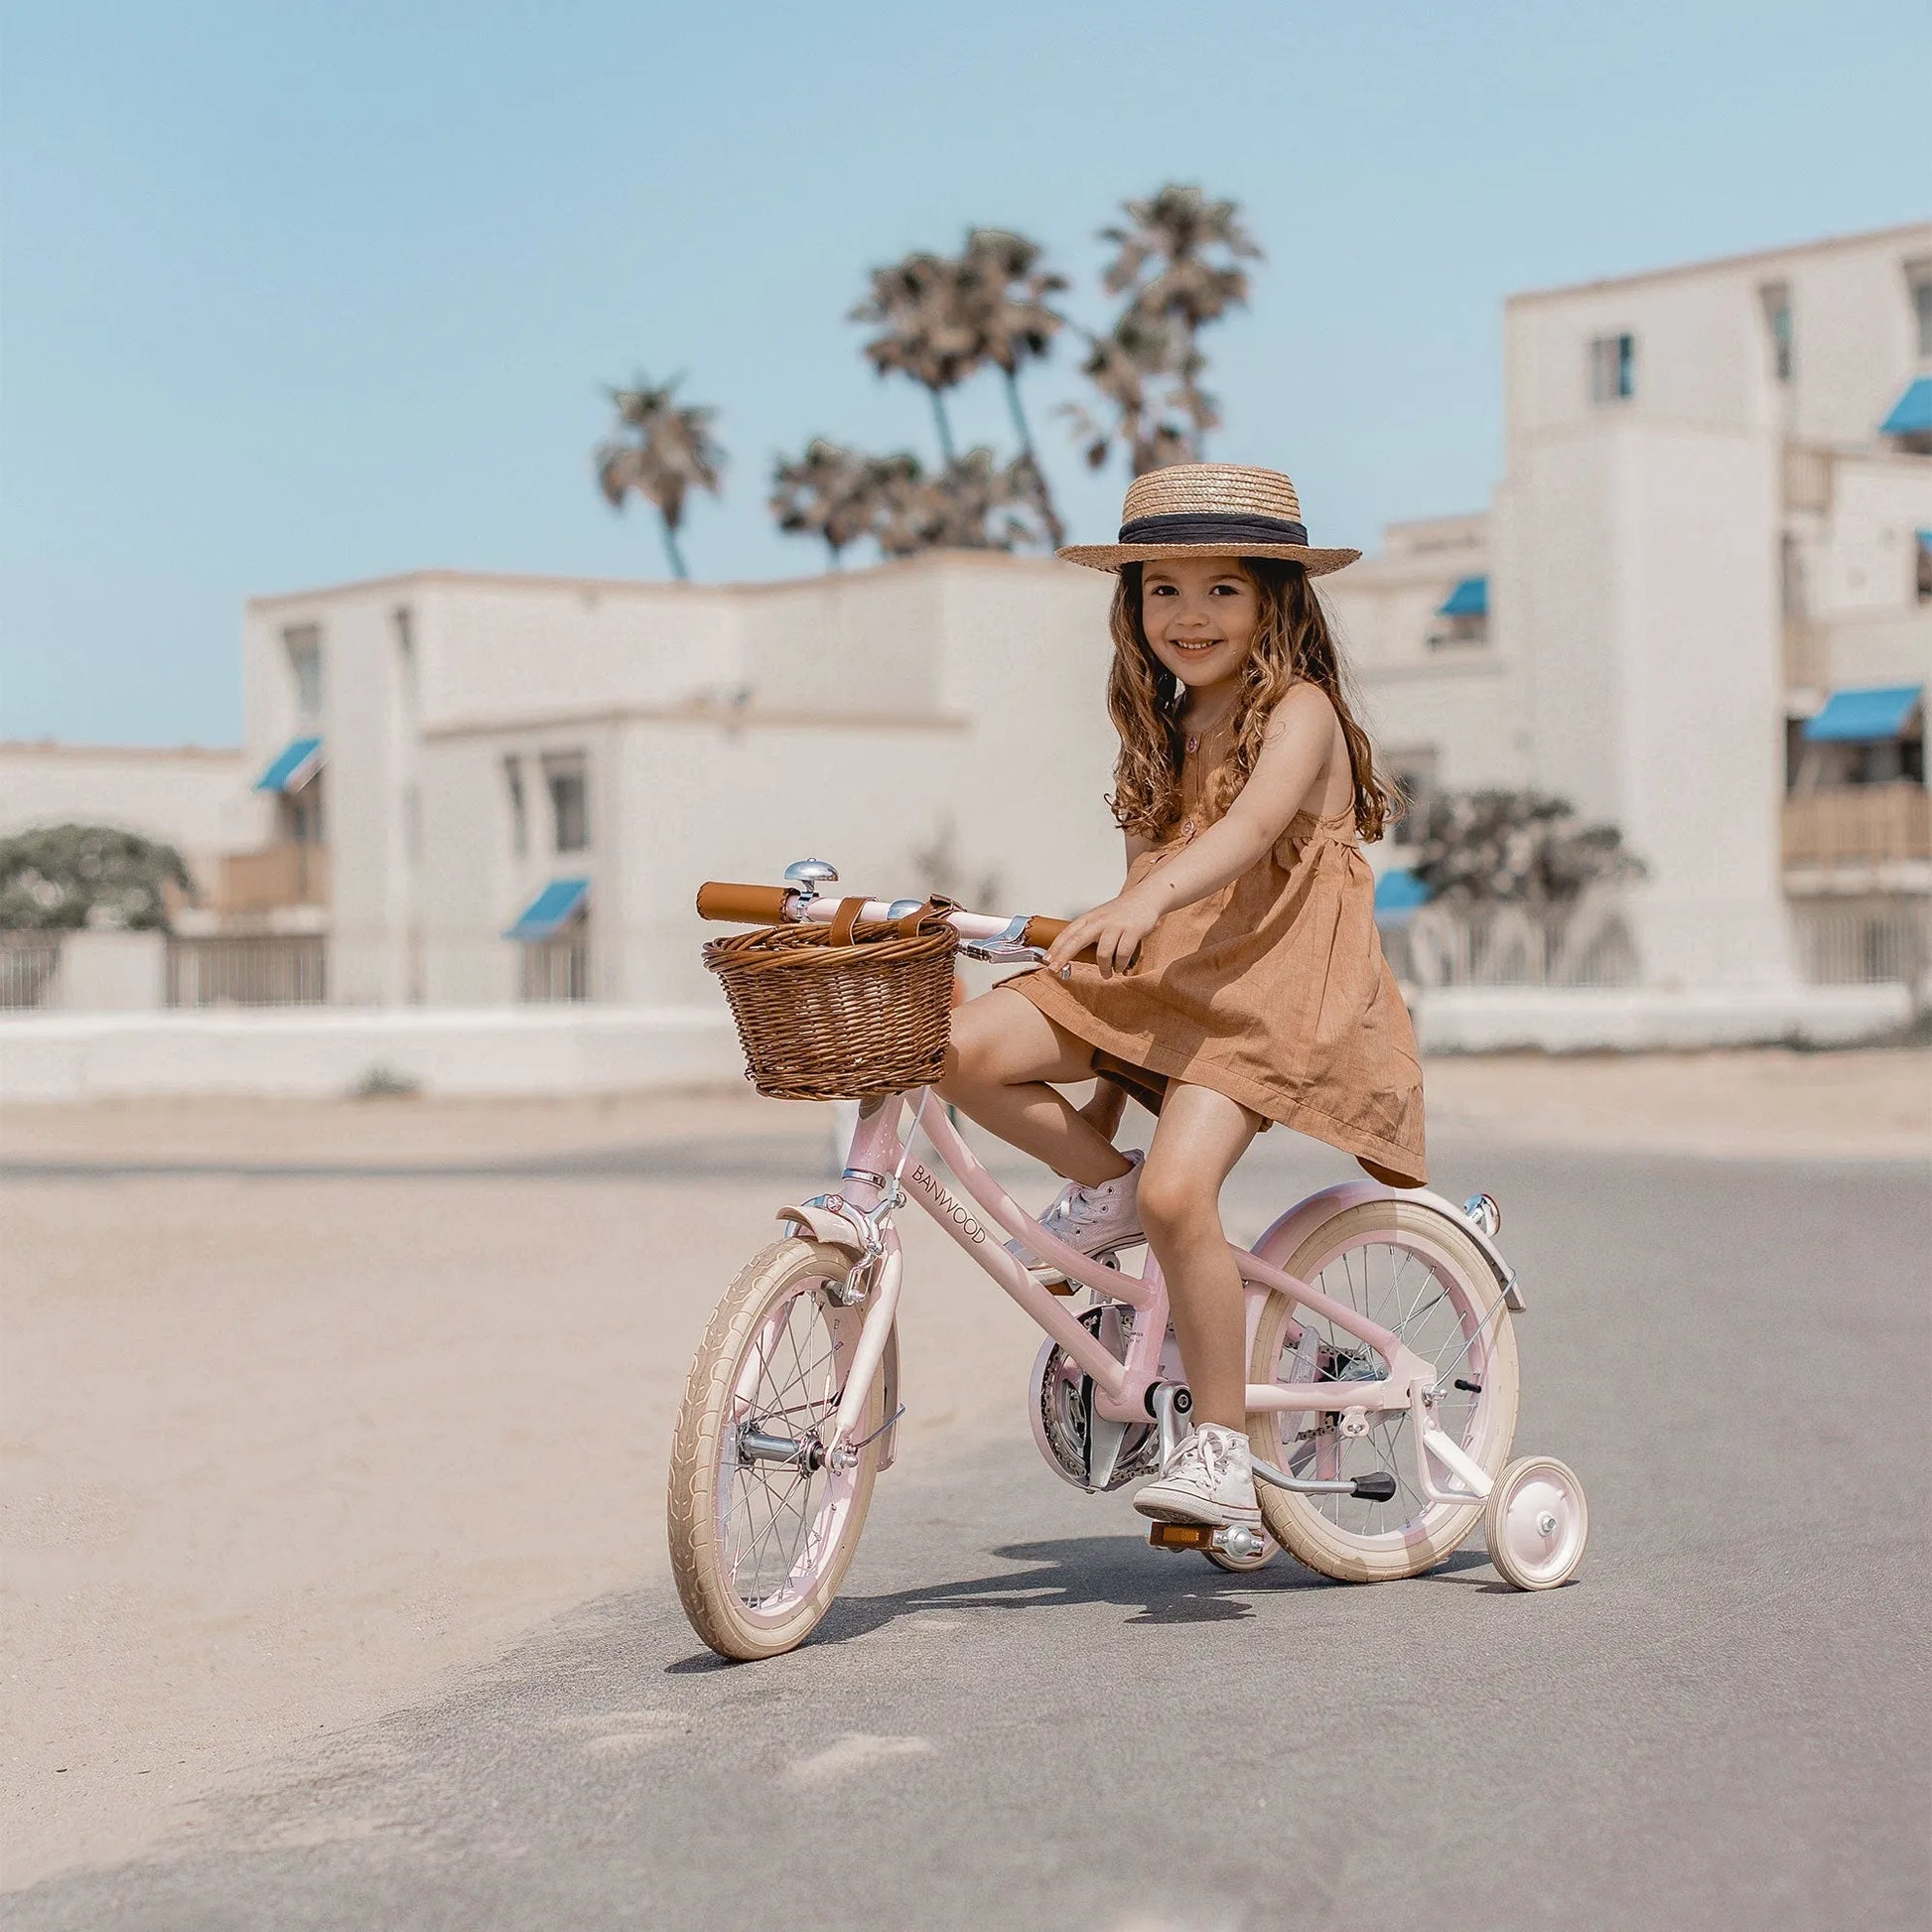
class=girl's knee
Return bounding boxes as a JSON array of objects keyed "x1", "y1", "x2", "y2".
[{"x1": 1137, "y1": 1158, "x2": 1220, "y2": 1241}]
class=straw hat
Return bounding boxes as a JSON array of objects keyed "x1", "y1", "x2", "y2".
[{"x1": 1057, "y1": 463, "x2": 1360, "y2": 576}]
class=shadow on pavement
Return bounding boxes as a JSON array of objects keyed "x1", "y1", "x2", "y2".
[{"x1": 663, "y1": 1533, "x2": 1499, "y2": 1669}]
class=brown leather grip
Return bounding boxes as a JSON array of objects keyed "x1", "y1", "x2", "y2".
[
  {"x1": 1022, "y1": 914, "x2": 1069, "y2": 949},
  {"x1": 695, "y1": 881, "x2": 792, "y2": 924}
]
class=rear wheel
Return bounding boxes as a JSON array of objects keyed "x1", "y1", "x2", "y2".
[
  {"x1": 667, "y1": 1238, "x2": 885, "y2": 1660},
  {"x1": 1247, "y1": 1200, "x2": 1519, "y2": 1583}
]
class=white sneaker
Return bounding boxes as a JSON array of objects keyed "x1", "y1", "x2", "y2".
[
  {"x1": 1007, "y1": 1150, "x2": 1145, "y2": 1274},
  {"x1": 1132, "y1": 1424, "x2": 1261, "y2": 1528}
]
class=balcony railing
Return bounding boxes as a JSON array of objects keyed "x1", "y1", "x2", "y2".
[
  {"x1": 1380, "y1": 897, "x2": 1639, "y2": 990},
  {"x1": 518, "y1": 934, "x2": 590, "y2": 1003},
  {"x1": 212, "y1": 842, "x2": 331, "y2": 914},
  {"x1": 1782, "y1": 784, "x2": 1932, "y2": 871},
  {"x1": 1791, "y1": 897, "x2": 1932, "y2": 987},
  {"x1": 166, "y1": 935, "x2": 328, "y2": 1007},
  {"x1": 0, "y1": 934, "x2": 64, "y2": 1010}
]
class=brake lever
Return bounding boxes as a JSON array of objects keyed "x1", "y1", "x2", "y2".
[{"x1": 959, "y1": 939, "x2": 1048, "y2": 964}]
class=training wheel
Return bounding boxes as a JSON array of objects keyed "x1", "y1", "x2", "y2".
[{"x1": 1484, "y1": 1455, "x2": 1587, "y2": 1590}]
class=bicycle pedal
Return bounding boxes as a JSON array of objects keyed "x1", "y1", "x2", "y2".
[
  {"x1": 1147, "y1": 1521, "x2": 1213, "y2": 1551},
  {"x1": 1023, "y1": 1261, "x2": 1077, "y2": 1295}
]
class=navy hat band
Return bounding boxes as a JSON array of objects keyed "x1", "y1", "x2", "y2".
[{"x1": 1117, "y1": 511, "x2": 1311, "y2": 548}]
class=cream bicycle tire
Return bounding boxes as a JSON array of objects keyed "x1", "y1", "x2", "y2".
[
  {"x1": 1247, "y1": 1199, "x2": 1519, "y2": 1584},
  {"x1": 668, "y1": 1237, "x2": 885, "y2": 1661}
]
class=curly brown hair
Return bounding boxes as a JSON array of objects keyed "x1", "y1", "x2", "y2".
[{"x1": 1104, "y1": 558, "x2": 1398, "y2": 844}]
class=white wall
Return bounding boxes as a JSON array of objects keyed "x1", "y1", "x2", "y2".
[
  {"x1": 0, "y1": 743, "x2": 257, "y2": 892},
  {"x1": 1506, "y1": 223, "x2": 1932, "y2": 452}
]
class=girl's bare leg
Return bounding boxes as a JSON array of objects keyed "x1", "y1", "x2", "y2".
[
  {"x1": 1136, "y1": 1082, "x2": 1261, "y2": 1432},
  {"x1": 938, "y1": 988, "x2": 1133, "y2": 1188}
]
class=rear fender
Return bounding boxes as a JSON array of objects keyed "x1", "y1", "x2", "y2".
[{"x1": 1247, "y1": 1180, "x2": 1525, "y2": 1319}]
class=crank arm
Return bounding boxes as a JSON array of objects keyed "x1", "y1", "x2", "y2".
[{"x1": 1252, "y1": 1455, "x2": 1397, "y2": 1503}]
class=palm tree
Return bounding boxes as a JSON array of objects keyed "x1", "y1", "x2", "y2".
[
  {"x1": 960, "y1": 228, "x2": 1068, "y2": 544},
  {"x1": 853, "y1": 450, "x2": 1040, "y2": 558},
  {"x1": 1084, "y1": 184, "x2": 1262, "y2": 465},
  {"x1": 769, "y1": 439, "x2": 875, "y2": 568},
  {"x1": 1102, "y1": 185, "x2": 1261, "y2": 329},
  {"x1": 1059, "y1": 311, "x2": 1197, "y2": 478},
  {"x1": 851, "y1": 252, "x2": 980, "y2": 464},
  {"x1": 866, "y1": 453, "x2": 937, "y2": 559},
  {"x1": 921, "y1": 450, "x2": 1042, "y2": 552},
  {"x1": 594, "y1": 374, "x2": 725, "y2": 579}
]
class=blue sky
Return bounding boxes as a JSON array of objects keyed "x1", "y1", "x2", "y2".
[{"x1": 4, "y1": 0, "x2": 1926, "y2": 746}]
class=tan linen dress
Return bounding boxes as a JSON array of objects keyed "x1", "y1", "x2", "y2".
[{"x1": 1012, "y1": 715, "x2": 1428, "y2": 1186}]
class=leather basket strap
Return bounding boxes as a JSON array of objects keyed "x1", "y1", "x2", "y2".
[{"x1": 827, "y1": 896, "x2": 869, "y2": 946}]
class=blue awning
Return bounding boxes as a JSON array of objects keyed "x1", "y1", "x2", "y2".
[
  {"x1": 253, "y1": 736, "x2": 323, "y2": 792},
  {"x1": 1802, "y1": 685, "x2": 1923, "y2": 744},
  {"x1": 1880, "y1": 377, "x2": 1932, "y2": 438},
  {"x1": 505, "y1": 878, "x2": 590, "y2": 941},
  {"x1": 1374, "y1": 868, "x2": 1432, "y2": 919},
  {"x1": 1437, "y1": 576, "x2": 1488, "y2": 619}
]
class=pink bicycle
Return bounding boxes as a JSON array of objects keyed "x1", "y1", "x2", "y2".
[{"x1": 671, "y1": 859, "x2": 1588, "y2": 1661}]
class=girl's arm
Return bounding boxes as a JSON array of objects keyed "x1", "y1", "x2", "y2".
[{"x1": 1045, "y1": 686, "x2": 1339, "y2": 976}]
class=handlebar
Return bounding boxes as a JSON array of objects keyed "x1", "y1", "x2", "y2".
[{"x1": 696, "y1": 880, "x2": 1071, "y2": 959}]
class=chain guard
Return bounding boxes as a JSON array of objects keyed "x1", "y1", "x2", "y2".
[{"x1": 1029, "y1": 1304, "x2": 1161, "y2": 1492}]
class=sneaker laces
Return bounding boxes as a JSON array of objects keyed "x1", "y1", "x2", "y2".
[{"x1": 1171, "y1": 1426, "x2": 1239, "y2": 1484}]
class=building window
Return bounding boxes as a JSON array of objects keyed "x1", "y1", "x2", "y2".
[
  {"x1": 544, "y1": 755, "x2": 590, "y2": 853},
  {"x1": 1912, "y1": 266, "x2": 1932, "y2": 358},
  {"x1": 284, "y1": 624, "x2": 323, "y2": 722},
  {"x1": 394, "y1": 606, "x2": 418, "y2": 708},
  {"x1": 1759, "y1": 283, "x2": 1793, "y2": 383},
  {"x1": 1388, "y1": 749, "x2": 1439, "y2": 847},
  {"x1": 1587, "y1": 333, "x2": 1635, "y2": 404},
  {"x1": 503, "y1": 757, "x2": 528, "y2": 859}
]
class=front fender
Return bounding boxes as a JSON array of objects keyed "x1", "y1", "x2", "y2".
[
  {"x1": 773, "y1": 1204, "x2": 903, "y2": 1471},
  {"x1": 775, "y1": 1201, "x2": 870, "y2": 1256}
]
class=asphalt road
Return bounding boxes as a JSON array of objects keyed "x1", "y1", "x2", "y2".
[{"x1": 9, "y1": 1135, "x2": 1928, "y2": 1931}]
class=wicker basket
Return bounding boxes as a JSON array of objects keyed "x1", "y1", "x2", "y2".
[{"x1": 703, "y1": 896, "x2": 957, "y2": 1102}]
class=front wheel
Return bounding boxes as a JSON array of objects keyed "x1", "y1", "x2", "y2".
[
  {"x1": 667, "y1": 1238, "x2": 885, "y2": 1660},
  {"x1": 1246, "y1": 1199, "x2": 1520, "y2": 1583}
]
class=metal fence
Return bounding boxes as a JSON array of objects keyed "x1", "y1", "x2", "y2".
[
  {"x1": 1790, "y1": 897, "x2": 1932, "y2": 988},
  {"x1": 1380, "y1": 897, "x2": 1640, "y2": 990},
  {"x1": 165, "y1": 935, "x2": 328, "y2": 1007},
  {"x1": 518, "y1": 935, "x2": 590, "y2": 1003},
  {"x1": 0, "y1": 934, "x2": 64, "y2": 1010}
]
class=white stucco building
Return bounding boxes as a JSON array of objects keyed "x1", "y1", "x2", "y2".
[
  {"x1": 223, "y1": 556, "x2": 1123, "y2": 1009},
  {"x1": 8, "y1": 222, "x2": 1929, "y2": 1029},
  {"x1": 1324, "y1": 220, "x2": 1931, "y2": 989}
]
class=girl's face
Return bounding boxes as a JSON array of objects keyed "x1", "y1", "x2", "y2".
[{"x1": 1139, "y1": 556, "x2": 1259, "y2": 694}]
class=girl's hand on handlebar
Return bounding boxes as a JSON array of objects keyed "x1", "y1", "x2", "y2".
[{"x1": 1043, "y1": 886, "x2": 1163, "y2": 978}]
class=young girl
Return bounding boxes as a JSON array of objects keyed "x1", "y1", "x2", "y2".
[{"x1": 937, "y1": 464, "x2": 1426, "y2": 1531}]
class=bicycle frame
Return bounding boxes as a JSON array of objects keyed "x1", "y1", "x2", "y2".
[{"x1": 801, "y1": 1088, "x2": 1504, "y2": 1507}]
